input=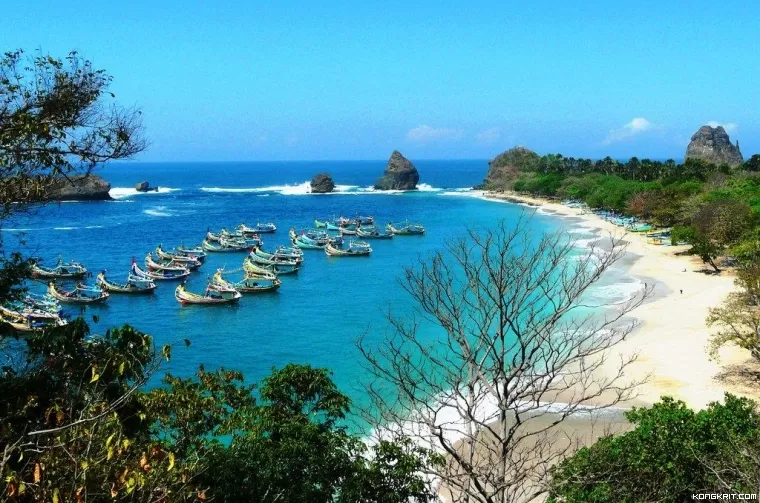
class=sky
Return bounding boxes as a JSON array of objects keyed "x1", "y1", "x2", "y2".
[{"x1": 2, "y1": 1, "x2": 759, "y2": 161}]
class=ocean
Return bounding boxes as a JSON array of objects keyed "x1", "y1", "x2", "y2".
[{"x1": 1, "y1": 160, "x2": 639, "y2": 431}]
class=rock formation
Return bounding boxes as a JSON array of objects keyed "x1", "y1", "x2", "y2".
[
  {"x1": 310, "y1": 173, "x2": 335, "y2": 193},
  {"x1": 478, "y1": 146, "x2": 540, "y2": 190},
  {"x1": 685, "y1": 125, "x2": 743, "y2": 167},
  {"x1": 47, "y1": 175, "x2": 112, "y2": 201},
  {"x1": 135, "y1": 181, "x2": 158, "y2": 192},
  {"x1": 374, "y1": 151, "x2": 419, "y2": 190}
]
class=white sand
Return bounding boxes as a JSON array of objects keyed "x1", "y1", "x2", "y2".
[{"x1": 485, "y1": 191, "x2": 760, "y2": 409}]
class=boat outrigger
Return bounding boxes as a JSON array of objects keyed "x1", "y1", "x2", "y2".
[
  {"x1": 48, "y1": 282, "x2": 109, "y2": 304},
  {"x1": 386, "y1": 221, "x2": 425, "y2": 235},
  {"x1": 97, "y1": 271, "x2": 157, "y2": 294},
  {"x1": 31, "y1": 257, "x2": 88, "y2": 279},
  {"x1": 175, "y1": 283, "x2": 241, "y2": 305},
  {"x1": 325, "y1": 240, "x2": 372, "y2": 257},
  {"x1": 212, "y1": 270, "x2": 281, "y2": 294}
]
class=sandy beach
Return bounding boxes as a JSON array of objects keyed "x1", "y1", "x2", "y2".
[{"x1": 485, "y1": 191, "x2": 760, "y2": 410}]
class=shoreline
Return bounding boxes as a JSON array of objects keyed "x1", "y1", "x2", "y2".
[{"x1": 483, "y1": 191, "x2": 760, "y2": 410}]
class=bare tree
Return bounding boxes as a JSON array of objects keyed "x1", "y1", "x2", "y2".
[{"x1": 359, "y1": 213, "x2": 650, "y2": 503}]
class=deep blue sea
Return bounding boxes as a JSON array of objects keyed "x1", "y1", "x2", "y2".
[{"x1": 2, "y1": 160, "x2": 638, "y2": 431}]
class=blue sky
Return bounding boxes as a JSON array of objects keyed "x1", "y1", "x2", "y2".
[{"x1": 3, "y1": 1, "x2": 758, "y2": 161}]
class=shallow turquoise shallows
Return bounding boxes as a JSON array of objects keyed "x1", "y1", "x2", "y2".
[{"x1": 5, "y1": 160, "x2": 618, "y2": 431}]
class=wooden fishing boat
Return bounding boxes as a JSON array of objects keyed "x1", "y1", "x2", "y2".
[
  {"x1": 97, "y1": 271, "x2": 157, "y2": 294},
  {"x1": 248, "y1": 252, "x2": 301, "y2": 272},
  {"x1": 326, "y1": 221, "x2": 342, "y2": 231},
  {"x1": 175, "y1": 283, "x2": 241, "y2": 305},
  {"x1": 48, "y1": 282, "x2": 109, "y2": 304},
  {"x1": 339, "y1": 216, "x2": 358, "y2": 227},
  {"x1": 212, "y1": 270, "x2": 281, "y2": 294},
  {"x1": 156, "y1": 245, "x2": 206, "y2": 264},
  {"x1": 145, "y1": 253, "x2": 195, "y2": 272},
  {"x1": 325, "y1": 240, "x2": 372, "y2": 257},
  {"x1": 386, "y1": 221, "x2": 425, "y2": 235},
  {"x1": 339, "y1": 227, "x2": 358, "y2": 236},
  {"x1": 202, "y1": 239, "x2": 247, "y2": 253},
  {"x1": 356, "y1": 226, "x2": 394, "y2": 239},
  {"x1": 314, "y1": 218, "x2": 327, "y2": 228},
  {"x1": 176, "y1": 244, "x2": 207, "y2": 260},
  {"x1": 275, "y1": 245, "x2": 304, "y2": 259},
  {"x1": 131, "y1": 261, "x2": 190, "y2": 281},
  {"x1": 243, "y1": 257, "x2": 299, "y2": 276},
  {"x1": 31, "y1": 257, "x2": 88, "y2": 279},
  {"x1": 206, "y1": 231, "x2": 222, "y2": 242},
  {"x1": 0, "y1": 305, "x2": 66, "y2": 332},
  {"x1": 355, "y1": 215, "x2": 374, "y2": 225},
  {"x1": 252, "y1": 246, "x2": 304, "y2": 264},
  {"x1": 238, "y1": 222, "x2": 276, "y2": 234}
]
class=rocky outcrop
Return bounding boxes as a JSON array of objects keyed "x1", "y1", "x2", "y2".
[
  {"x1": 135, "y1": 181, "x2": 158, "y2": 192},
  {"x1": 310, "y1": 173, "x2": 335, "y2": 193},
  {"x1": 685, "y1": 125, "x2": 743, "y2": 167},
  {"x1": 47, "y1": 175, "x2": 112, "y2": 201},
  {"x1": 478, "y1": 146, "x2": 540, "y2": 190},
  {"x1": 374, "y1": 151, "x2": 419, "y2": 190}
]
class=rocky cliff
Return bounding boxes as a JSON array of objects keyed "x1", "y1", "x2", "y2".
[
  {"x1": 310, "y1": 173, "x2": 335, "y2": 193},
  {"x1": 685, "y1": 125, "x2": 743, "y2": 167},
  {"x1": 47, "y1": 175, "x2": 112, "y2": 201},
  {"x1": 479, "y1": 146, "x2": 540, "y2": 190},
  {"x1": 374, "y1": 151, "x2": 419, "y2": 190}
]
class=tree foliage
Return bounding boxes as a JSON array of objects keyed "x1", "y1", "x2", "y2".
[{"x1": 547, "y1": 394, "x2": 760, "y2": 503}]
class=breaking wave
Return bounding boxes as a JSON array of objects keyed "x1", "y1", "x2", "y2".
[{"x1": 109, "y1": 187, "x2": 180, "y2": 199}]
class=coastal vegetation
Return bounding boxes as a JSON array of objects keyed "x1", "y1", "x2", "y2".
[{"x1": 4, "y1": 48, "x2": 760, "y2": 502}]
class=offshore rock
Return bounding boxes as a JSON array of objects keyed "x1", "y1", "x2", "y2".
[
  {"x1": 375, "y1": 151, "x2": 419, "y2": 190},
  {"x1": 479, "y1": 146, "x2": 540, "y2": 190},
  {"x1": 310, "y1": 173, "x2": 335, "y2": 193},
  {"x1": 685, "y1": 125, "x2": 743, "y2": 167},
  {"x1": 135, "y1": 181, "x2": 158, "y2": 192},
  {"x1": 47, "y1": 175, "x2": 112, "y2": 201}
]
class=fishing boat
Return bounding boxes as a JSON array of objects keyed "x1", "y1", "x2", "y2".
[
  {"x1": 31, "y1": 257, "x2": 88, "y2": 279},
  {"x1": 202, "y1": 239, "x2": 247, "y2": 253},
  {"x1": 290, "y1": 228, "x2": 330, "y2": 249},
  {"x1": 16, "y1": 293, "x2": 61, "y2": 314},
  {"x1": 145, "y1": 253, "x2": 196, "y2": 272},
  {"x1": 252, "y1": 246, "x2": 304, "y2": 264},
  {"x1": 243, "y1": 257, "x2": 299, "y2": 276},
  {"x1": 238, "y1": 222, "x2": 277, "y2": 234},
  {"x1": 206, "y1": 231, "x2": 222, "y2": 242},
  {"x1": 97, "y1": 271, "x2": 157, "y2": 294},
  {"x1": 176, "y1": 244, "x2": 207, "y2": 259},
  {"x1": 314, "y1": 218, "x2": 328, "y2": 228},
  {"x1": 355, "y1": 215, "x2": 374, "y2": 225},
  {"x1": 221, "y1": 232, "x2": 262, "y2": 248},
  {"x1": 356, "y1": 226, "x2": 394, "y2": 239},
  {"x1": 386, "y1": 221, "x2": 425, "y2": 235},
  {"x1": 212, "y1": 270, "x2": 281, "y2": 294},
  {"x1": 275, "y1": 244, "x2": 304, "y2": 259},
  {"x1": 131, "y1": 261, "x2": 190, "y2": 281},
  {"x1": 156, "y1": 245, "x2": 206, "y2": 264},
  {"x1": 48, "y1": 282, "x2": 109, "y2": 304},
  {"x1": 175, "y1": 283, "x2": 241, "y2": 305},
  {"x1": 339, "y1": 216, "x2": 358, "y2": 227},
  {"x1": 249, "y1": 253, "x2": 300, "y2": 273},
  {"x1": 325, "y1": 221, "x2": 342, "y2": 231},
  {"x1": 0, "y1": 305, "x2": 67, "y2": 332},
  {"x1": 325, "y1": 240, "x2": 372, "y2": 257}
]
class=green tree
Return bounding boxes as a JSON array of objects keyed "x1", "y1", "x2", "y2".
[{"x1": 547, "y1": 394, "x2": 760, "y2": 503}]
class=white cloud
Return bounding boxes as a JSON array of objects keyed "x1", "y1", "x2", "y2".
[
  {"x1": 475, "y1": 128, "x2": 502, "y2": 145},
  {"x1": 406, "y1": 125, "x2": 465, "y2": 143},
  {"x1": 602, "y1": 117, "x2": 654, "y2": 145},
  {"x1": 706, "y1": 121, "x2": 737, "y2": 133}
]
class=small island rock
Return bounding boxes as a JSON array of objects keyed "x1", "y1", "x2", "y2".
[
  {"x1": 310, "y1": 173, "x2": 335, "y2": 193},
  {"x1": 478, "y1": 146, "x2": 539, "y2": 190},
  {"x1": 47, "y1": 175, "x2": 112, "y2": 201},
  {"x1": 685, "y1": 125, "x2": 743, "y2": 167},
  {"x1": 135, "y1": 181, "x2": 158, "y2": 192},
  {"x1": 374, "y1": 150, "x2": 419, "y2": 190}
]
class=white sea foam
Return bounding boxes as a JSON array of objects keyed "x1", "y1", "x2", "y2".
[
  {"x1": 200, "y1": 181, "x2": 447, "y2": 196},
  {"x1": 109, "y1": 187, "x2": 180, "y2": 199},
  {"x1": 143, "y1": 206, "x2": 172, "y2": 217}
]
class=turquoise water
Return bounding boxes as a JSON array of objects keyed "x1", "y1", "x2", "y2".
[{"x1": 3, "y1": 160, "x2": 635, "y2": 429}]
